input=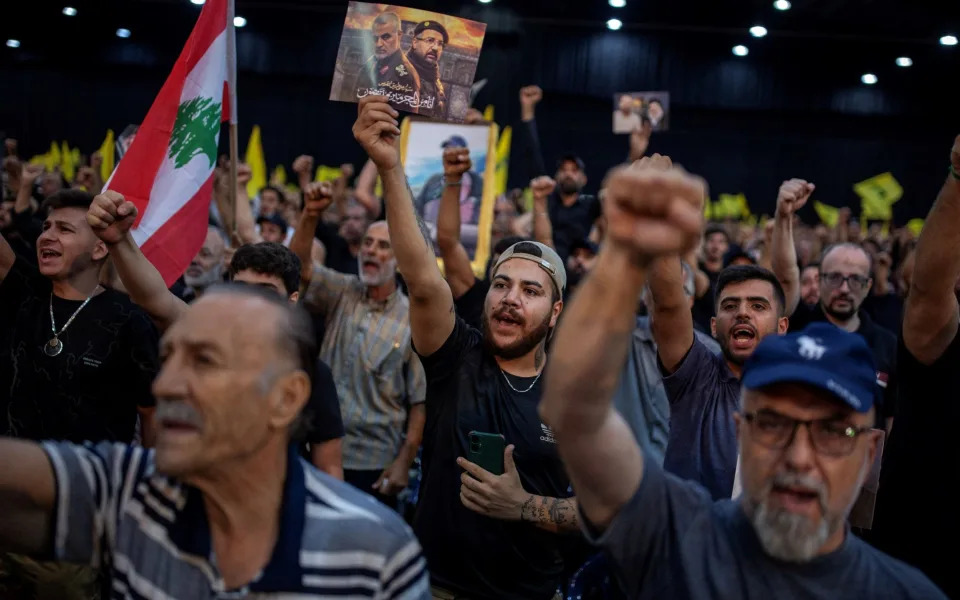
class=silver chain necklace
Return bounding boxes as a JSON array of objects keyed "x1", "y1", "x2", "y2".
[
  {"x1": 499, "y1": 368, "x2": 542, "y2": 393},
  {"x1": 45, "y1": 287, "x2": 100, "y2": 357}
]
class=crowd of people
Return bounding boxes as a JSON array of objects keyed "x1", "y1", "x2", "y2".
[{"x1": 0, "y1": 84, "x2": 957, "y2": 600}]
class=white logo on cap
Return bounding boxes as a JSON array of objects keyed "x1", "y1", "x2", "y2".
[
  {"x1": 797, "y1": 336, "x2": 826, "y2": 360},
  {"x1": 826, "y1": 379, "x2": 861, "y2": 409}
]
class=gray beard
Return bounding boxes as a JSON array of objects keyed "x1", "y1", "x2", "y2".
[
  {"x1": 750, "y1": 498, "x2": 832, "y2": 562},
  {"x1": 184, "y1": 264, "x2": 223, "y2": 291}
]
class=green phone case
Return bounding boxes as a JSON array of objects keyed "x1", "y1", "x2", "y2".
[{"x1": 467, "y1": 431, "x2": 505, "y2": 476}]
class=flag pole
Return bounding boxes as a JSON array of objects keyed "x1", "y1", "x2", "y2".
[{"x1": 226, "y1": 0, "x2": 239, "y2": 241}]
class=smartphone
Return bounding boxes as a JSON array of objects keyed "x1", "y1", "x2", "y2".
[{"x1": 467, "y1": 431, "x2": 505, "y2": 476}]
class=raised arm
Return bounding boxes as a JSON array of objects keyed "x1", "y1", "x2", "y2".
[
  {"x1": 541, "y1": 157, "x2": 705, "y2": 528},
  {"x1": 628, "y1": 122, "x2": 652, "y2": 163},
  {"x1": 0, "y1": 438, "x2": 56, "y2": 555},
  {"x1": 352, "y1": 96, "x2": 454, "y2": 356},
  {"x1": 519, "y1": 86, "x2": 548, "y2": 179},
  {"x1": 292, "y1": 182, "x2": 332, "y2": 286},
  {"x1": 435, "y1": 146, "x2": 479, "y2": 299},
  {"x1": 87, "y1": 191, "x2": 187, "y2": 332},
  {"x1": 771, "y1": 178, "x2": 814, "y2": 317},
  {"x1": 353, "y1": 158, "x2": 383, "y2": 219},
  {"x1": 530, "y1": 176, "x2": 556, "y2": 249},
  {"x1": 233, "y1": 163, "x2": 262, "y2": 245},
  {"x1": 903, "y1": 135, "x2": 960, "y2": 364}
]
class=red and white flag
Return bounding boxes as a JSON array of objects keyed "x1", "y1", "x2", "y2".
[{"x1": 106, "y1": 0, "x2": 237, "y2": 286}]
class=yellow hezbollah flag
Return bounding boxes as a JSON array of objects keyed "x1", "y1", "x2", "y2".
[
  {"x1": 854, "y1": 172, "x2": 902, "y2": 221},
  {"x1": 270, "y1": 165, "x2": 287, "y2": 186},
  {"x1": 314, "y1": 165, "x2": 343, "y2": 183},
  {"x1": 243, "y1": 125, "x2": 267, "y2": 198},
  {"x1": 813, "y1": 201, "x2": 840, "y2": 228},
  {"x1": 494, "y1": 126, "x2": 512, "y2": 196},
  {"x1": 97, "y1": 130, "x2": 115, "y2": 183},
  {"x1": 483, "y1": 105, "x2": 495, "y2": 122},
  {"x1": 715, "y1": 193, "x2": 751, "y2": 220},
  {"x1": 45, "y1": 141, "x2": 61, "y2": 172}
]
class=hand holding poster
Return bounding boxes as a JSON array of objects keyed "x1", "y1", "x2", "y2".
[
  {"x1": 330, "y1": 2, "x2": 487, "y2": 122},
  {"x1": 613, "y1": 91, "x2": 670, "y2": 133}
]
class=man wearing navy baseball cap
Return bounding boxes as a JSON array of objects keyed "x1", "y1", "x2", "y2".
[{"x1": 542, "y1": 157, "x2": 945, "y2": 598}]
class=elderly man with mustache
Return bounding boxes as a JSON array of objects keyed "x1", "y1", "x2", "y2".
[
  {"x1": 0, "y1": 284, "x2": 429, "y2": 598},
  {"x1": 540, "y1": 157, "x2": 945, "y2": 599}
]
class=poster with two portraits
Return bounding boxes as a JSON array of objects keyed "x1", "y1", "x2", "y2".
[{"x1": 330, "y1": 2, "x2": 496, "y2": 276}]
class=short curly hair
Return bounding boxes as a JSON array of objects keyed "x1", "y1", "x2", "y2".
[{"x1": 228, "y1": 242, "x2": 302, "y2": 296}]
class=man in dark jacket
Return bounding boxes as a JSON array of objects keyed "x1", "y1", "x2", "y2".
[
  {"x1": 406, "y1": 20, "x2": 448, "y2": 119},
  {"x1": 354, "y1": 11, "x2": 420, "y2": 115}
]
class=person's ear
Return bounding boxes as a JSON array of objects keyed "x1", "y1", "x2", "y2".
[
  {"x1": 288, "y1": 291, "x2": 300, "y2": 304},
  {"x1": 550, "y1": 299, "x2": 563, "y2": 328},
  {"x1": 267, "y1": 370, "x2": 310, "y2": 430},
  {"x1": 92, "y1": 239, "x2": 109, "y2": 262},
  {"x1": 778, "y1": 316, "x2": 789, "y2": 334}
]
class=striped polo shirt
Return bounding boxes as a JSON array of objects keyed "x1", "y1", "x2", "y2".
[
  {"x1": 302, "y1": 265, "x2": 426, "y2": 471},
  {"x1": 41, "y1": 441, "x2": 430, "y2": 599}
]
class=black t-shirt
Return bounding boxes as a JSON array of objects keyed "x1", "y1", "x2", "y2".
[
  {"x1": 869, "y1": 331, "x2": 960, "y2": 599},
  {"x1": 547, "y1": 193, "x2": 600, "y2": 263},
  {"x1": 304, "y1": 358, "x2": 345, "y2": 446},
  {"x1": 691, "y1": 262, "x2": 720, "y2": 334},
  {"x1": 315, "y1": 221, "x2": 359, "y2": 276},
  {"x1": 788, "y1": 303, "x2": 898, "y2": 422},
  {"x1": 0, "y1": 258, "x2": 159, "y2": 443},
  {"x1": 413, "y1": 317, "x2": 573, "y2": 600},
  {"x1": 862, "y1": 292, "x2": 903, "y2": 335},
  {"x1": 453, "y1": 278, "x2": 488, "y2": 332}
]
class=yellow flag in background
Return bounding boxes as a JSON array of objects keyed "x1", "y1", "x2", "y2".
[
  {"x1": 314, "y1": 165, "x2": 343, "y2": 183},
  {"x1": 243, "y1": 125, "x2": 267, "y2": 198},
  {"x1": 97, "y1": 130, "x2": 115, "y2": 183},
  {"x1": 703, "y1": 198, "x2": 714, "y2": 220},
  {"x1": 483, "y1": 105, "x2": 494, "y2": 122},
  {"x1": 854, "y1": 172, "x2": 902, "y2": 221},
  {"x1": 60, "y1": 142, "x2": 80, "y2": 184},
  {"x1": 494, "y1": 126, "x2": 512, "y2": 196},
  {"x1": 907, "y1": 218, "x2": 924, "y2": 238},
  {"x1": 715, "y1": 193, "x2": 751, "y2": 220},
  {"x1": 813, "y1": 201, "x2": 840, "y2": 228},
  {"x1": 46, "y1": 141, "x2": 61, "y2": 173},
  {"x1": 270, "y1": 165, "x2": 287, "y2": 186}
]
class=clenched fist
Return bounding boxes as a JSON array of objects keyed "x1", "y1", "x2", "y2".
[
  {"x1": 603, "y1": 157, "x2": 705, "y2": 264},
  {"x1": 303, "y1": 181, "x2": 334, "y2": 218},
  {"x1": 519, "y1": 86, "x2": 543, "y2": 108},
  {"x1": 530, "y1": 176, "x2": 556, "y2": 201},
  {"x1": 777, "y1": 178, "x2": 815, "y2": 218},
  {"x1": 237, "y1": 162, "x2": 252, "y2": 186},
  {"x1": 352, "y1": 96, "x2": 402, "y2": 171},
  {"x1": 292, "y1": 155, "x2": 314, "y2": 177},
  {"x1": 87, "y1": 190, "x2": 138, "y2": 245},
  {"x1": 443, "y1": 148, "x2": 472, "y2": 181}
]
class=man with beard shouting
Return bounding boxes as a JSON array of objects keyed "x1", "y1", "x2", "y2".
[
  {"x1": 771, "y1": 179, "x2": 897, "y2": 432},
  {"x1": 406, "y1": 20, "x2": 448, "y2": 119},
  {"x1": 291, "y1": 181, "x2": 426, "y2": 510},
  {"x1": 539, "y1": 158, "x2": 944, "y2": 596},
  {"x1": 353, "y1": 94, "x2": 578, "y2": 600},
  {"x1": 643, "y1": 158, "x2": 789, "y2": 500}
]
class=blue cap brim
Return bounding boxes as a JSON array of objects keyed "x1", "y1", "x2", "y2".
[{"x1": 742, "y1": 363, "x2": 872, "y2": 413}]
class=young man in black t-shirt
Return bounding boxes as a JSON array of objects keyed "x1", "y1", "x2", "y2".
[
  {"x1": 869, "y1": 135, "x2": 960, "y2": 599},
  {"x1": 354, "y1": 95, "x2": 579, "y2": 600},
  {"x1": 85, "y1": 191, "x2": 346, "y2": 478},
  {"x1": 0, "y1": 189, "x2": 158, "y2": 443}
]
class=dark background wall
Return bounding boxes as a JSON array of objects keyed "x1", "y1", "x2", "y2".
[{"x1": 2, "y1": 0, "x2": 958, "y2": 221}]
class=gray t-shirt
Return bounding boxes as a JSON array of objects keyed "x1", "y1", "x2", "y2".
[
  {"x1": 584, "y1": 460, "x2": 947, "y2": 599},
  {"x1": 661, "y1": 337, "x2": 740, "y2": 499}
]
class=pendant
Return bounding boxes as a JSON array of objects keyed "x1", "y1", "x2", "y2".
[{"x1": 44, "y1": 337, "x2": 63, "y2": 357}]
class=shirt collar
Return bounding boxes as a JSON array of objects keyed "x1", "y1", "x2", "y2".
[
  {"x1": 167, "y1": 445, "x2": 306, "y2": 592},
  {"x1": 363, "y1": 285, "x2": 400, "y2": 310}
]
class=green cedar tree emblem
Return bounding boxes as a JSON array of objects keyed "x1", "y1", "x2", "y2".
[{"x1": 168, "y1": 96, "x2": 222, "y2": 169}]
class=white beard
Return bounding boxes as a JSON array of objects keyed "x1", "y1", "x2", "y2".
[
  {"x1": 358, "y1": 256, "x2": 397, "y2": 287},
  {"x1": 184, "y1": 263, "x2": 224, "y2": 291}
]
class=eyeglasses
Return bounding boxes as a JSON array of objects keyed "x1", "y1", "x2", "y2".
[
  {"x1": 820, "y1": 272, "x2": 869, "y2": 291},
  {"x1": 415, "y1": 36, "x2": 445, "y2": 48},
  {"x1": 742, "y1": 409, "x2": 871, "y2": 457}
]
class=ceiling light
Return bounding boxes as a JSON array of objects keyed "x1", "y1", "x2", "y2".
[
  {"x1": 190, "y1": 0, "x2": 205, "y2": 4},
  {"x1": 732, "y1": 45, "x2": 749, "y2": 57},
  {"x1": 609, "y1": 0, "x2": 627, "y2": 7},
  {"x1": 895, "y1": 56, "x2": 912, "y2": 67},
  {"x1": 62, "y1": 6, "x2": 77, "y2": 16},
  {"x1": 6, "y1": 39, "x2": 20, "y2": 48},
  {"x1": 773, "y1": 0, "x2": 791, "y2": 9},
  {"x1": 749, "y1": 25, "x2": 768, "y2": 38},
  {"x1": 233, "y1": 16, "x2": 247, "y2": 27},
  {"x1": 606, "y1": 18, "x2": 623, "y2": 31},
  {"x1": 478, "y1": 0, "x2": 492, "y2": 3},
  {"x1": 116, "y1": 28, "x2": 131, "y2": 38},
  {"x1": 861, "y1": 73, "x2": 878, "y2": 85},
  {"x1": 941, "y1": 35, "x2": 958, "y2": 46}
]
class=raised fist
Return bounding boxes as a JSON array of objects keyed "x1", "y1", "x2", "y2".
[
  {"x1": 777, "y1": 178, "x2": 815, "y2": 218},
  {"x1": 340, "y1": 162, "x2": 355, "y2": 181},
  {"x1": 519, "y1": 86, "x2": 543, "y2": 108},
  {"x1": 303, "y1": 181, "x2": 334, "y2": 218},
  {"x1": 5, "y1": 139, "x2": 18, "y2": 157},
  {"x1": 21, "y1": 163, "x2": 44, "y2": 186},
  {"x1": 237, "y1": 162, "x2": 252, "y2": 185},
  {"x1": 530, "y1": 176, "x2": 556, "y2": 201},
  {"x1": 87, "y1": 190, "x2": 138, "y2": 245},
  {"x1": 292, "y1": 155, "x2": 314, "y2": 177},
  {"x1": 352, "y1": 96, "x2": 402, "y2": 171},
  {"x1": 877, "y1": 251, "x2": 893, "y2": 270},
  {"x1": 443, "y1": 148, "x2": 472, "y2": 180},
  {"x1": 90, "y1": 151, "x2": 103, "y2": 170},
  {"x1": 603, "y1": 159, "x2": 705, "y2": 263},
  {"x1": 838, "y1": 206, "x2": 852, "y2": 223},
  {"x1": 464, "y1": 108, "x2": 484, "y2": 125}
]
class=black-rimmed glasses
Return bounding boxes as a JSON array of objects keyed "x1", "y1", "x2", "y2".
[
  {"x1": 742, "y1": 409, "x2": 871, "y2": 457},
  {"x1": 820, "y1": 272, "x2": 869, "y2": 292}
]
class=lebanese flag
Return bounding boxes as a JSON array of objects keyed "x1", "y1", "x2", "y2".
[{"x1": 106, "y1": 0, "x2": 237, "y2": 286}]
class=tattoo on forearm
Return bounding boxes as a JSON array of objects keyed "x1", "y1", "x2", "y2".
[
  {"x1": 405, "y1": 182, "x2": 434, "y2": 245},
  {"x1": 520, "y1": 495, "x2": 579, "y2": 532}
]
